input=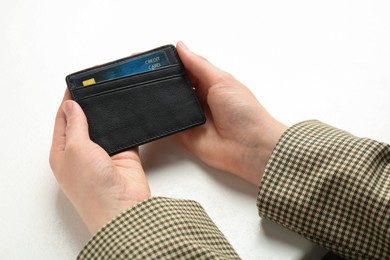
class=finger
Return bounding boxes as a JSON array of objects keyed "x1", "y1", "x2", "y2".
[
  {"x1": 62, "y1": 100, "x2": 90, "y2": 145},
  {"x1": 176, "y1": 41, "x2": 230, "y2": 93},
  {"x1": 50, "y1": 105, "x2": 66, "y2": 170},
  {"x1": 112, "y1": 148, "x2": 141, "y2": 164},
  {"x1": 49, "y1": 89, "x2": 73, "y2": 169},
  {"x1": 63, "y1": 88, "x2": 72, "y2": 101}
]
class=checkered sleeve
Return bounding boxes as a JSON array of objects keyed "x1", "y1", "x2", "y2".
[
  {"x1": 257, "y1": 120, "x2": 389, "y2": 259},
  {"x1": 78, "y1": 197, "x2": 240, "y2": 259}
]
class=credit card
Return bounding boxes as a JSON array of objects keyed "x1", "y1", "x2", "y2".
[{"x1": 77, "y1": 50, "x2": 170, "y2": 87}]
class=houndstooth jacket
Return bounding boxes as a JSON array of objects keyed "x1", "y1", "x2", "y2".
[{"x1": 78, "y1": 121, "x2": 389, "y2": 259}]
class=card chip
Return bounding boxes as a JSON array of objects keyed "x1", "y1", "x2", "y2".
[{"x1": 82, "y1": 78, "x2": 96, "y2": 86}]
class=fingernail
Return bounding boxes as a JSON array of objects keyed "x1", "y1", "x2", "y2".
[
  {"x1": 179, "y1": 41, "x2": 190, "y2": 52},
  {"x1": 62, "y1": 101, "x2": 73, "y2": 118}
]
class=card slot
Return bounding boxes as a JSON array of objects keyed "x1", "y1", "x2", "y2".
[
  {"x1": 77, "y1": 74, "x2": 183, "y2": 101},
  {"x1": 72, "y1": 63, "x2": 181, "y2": 90},
  {"x1": 72, "y1": 65, "x2": 184, "y2": 100},
  {"x1": 66, "y1": 45, "x2": 180, "y2": 90},
  {"x1": 77, "y1": 76, "x2": 205, "y2": 154}
]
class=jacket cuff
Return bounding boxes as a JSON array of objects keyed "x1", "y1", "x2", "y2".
[
  {"x1": 257, "y1": 120, "x2": 389, "y2": 259},
  {"x1": 78, "y1": 197, "x2": 239, "y2": 259}
]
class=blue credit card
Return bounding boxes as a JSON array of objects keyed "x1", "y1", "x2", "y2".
[{"x1": 80, "y1": 50, "x2": 170, "y2": 87}]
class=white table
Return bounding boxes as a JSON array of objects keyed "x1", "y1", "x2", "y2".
[{"x1": 1, "y1": 1, "x2": 388, "y2": 259}]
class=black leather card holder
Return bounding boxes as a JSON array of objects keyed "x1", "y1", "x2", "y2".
[{"x1": 66, "y1": 45, "x2": 205, "y2": 155}]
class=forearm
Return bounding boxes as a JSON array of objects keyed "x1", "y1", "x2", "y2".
[{"x1": 257, "y1": 120, "x2": 390, "y2": 259}]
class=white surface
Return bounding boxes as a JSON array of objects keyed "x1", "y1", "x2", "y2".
[{"x1": 0, "y1": 0, "x2": 389, "y2": 259}]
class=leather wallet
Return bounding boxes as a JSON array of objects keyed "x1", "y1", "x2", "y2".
[{"x1": 66, "y1": 45, "x2": 206, "y2": 155}]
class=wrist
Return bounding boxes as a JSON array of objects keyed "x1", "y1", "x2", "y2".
[{"x1": 234, "y1": 120, "x2": 288, "y2": 186}]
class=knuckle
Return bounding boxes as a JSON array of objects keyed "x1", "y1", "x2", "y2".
[
  {"x1": 222, "y1": 71, "x2": 235, "y2": 81},
  {"x1": 216, "y1": 71, "x2": 235, "y2": 85}
]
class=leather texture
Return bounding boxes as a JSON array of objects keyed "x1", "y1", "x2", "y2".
[{"x1": 66, "y1": 45, "x2": 205, "y2": 155}]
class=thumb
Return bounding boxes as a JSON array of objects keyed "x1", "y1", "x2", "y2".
[
  {"x1": 63, "y1": 100, "x2": 90, "y2": 143},
  {"x1": 176, "y1": 41, "x2": 230, "y2": 96}
]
